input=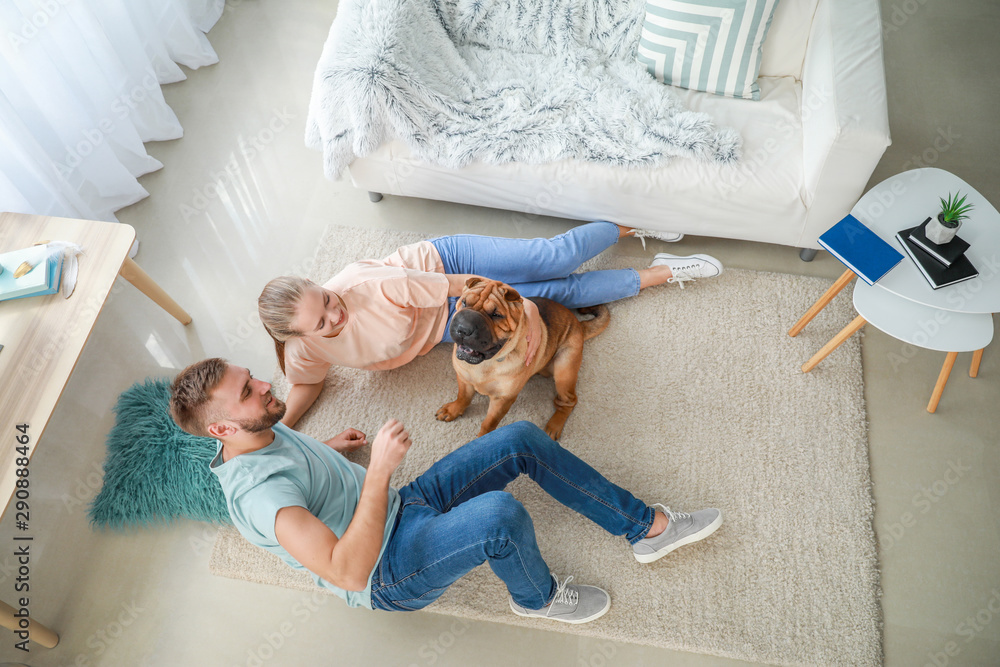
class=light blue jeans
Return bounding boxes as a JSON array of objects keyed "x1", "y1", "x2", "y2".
[
  {"x1": 430, "y1": 221, "x2": 640, "y2": 343},
  {"x1": 369, "y1": 421, "x2": 655, "y2": 612}
]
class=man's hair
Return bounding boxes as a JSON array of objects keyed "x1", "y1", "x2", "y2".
[{"x1": 169, "y1": 358, "x2": 229, "y2": 437}]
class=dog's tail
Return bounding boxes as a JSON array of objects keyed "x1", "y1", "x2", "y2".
[{"x1": 578, "y1": 304, "x2": 610, "y2": 341}]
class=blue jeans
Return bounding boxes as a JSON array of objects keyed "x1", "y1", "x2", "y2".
[
  {"x1": 369, "y1": 421, "x2": 654, "y2": 612},
  {"x1": 431, "y1": 221, "x2": 640, "y2": 343}
]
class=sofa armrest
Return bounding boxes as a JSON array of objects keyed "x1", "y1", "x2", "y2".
[{"x1": 798, "y1": 0, "x2": 891, "y2": 248}]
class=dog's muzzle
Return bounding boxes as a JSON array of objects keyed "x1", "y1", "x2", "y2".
[{"x1": 450, "y1": 310, "x2": 506, "y2": 365}]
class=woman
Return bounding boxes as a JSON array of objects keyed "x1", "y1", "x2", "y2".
[{"x1": 258, "y1": 221, "x2": 722, "y2": 427}]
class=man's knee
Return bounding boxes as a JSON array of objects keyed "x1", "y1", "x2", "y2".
[
  {"x1": 477, "y1": 491, "x2": 532, "y2": 529},
  {"x1": 502, "y1": 420, "x2": 549, "y2": 442}
]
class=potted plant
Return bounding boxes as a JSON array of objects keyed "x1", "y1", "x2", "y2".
[{"x1": 926, "y1": 192, "x2": 974, "y2": 245}]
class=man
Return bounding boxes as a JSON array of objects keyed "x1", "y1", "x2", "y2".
[{"x1": 170, "y1": 358, "x2": 722, "y2": 623}]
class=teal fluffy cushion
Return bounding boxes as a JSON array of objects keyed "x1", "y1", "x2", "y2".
[{"x1": 88, "y1": 378, "x2": 232, "y2": 530}]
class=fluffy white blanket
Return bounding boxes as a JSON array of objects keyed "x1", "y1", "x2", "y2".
[{"x1": 305, "y1": 0, "x2": 742, "y2": 179}]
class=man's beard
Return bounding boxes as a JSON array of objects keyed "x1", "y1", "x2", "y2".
[{"x1": 238, "y1": 398, "x2": 287, "y2": 433}]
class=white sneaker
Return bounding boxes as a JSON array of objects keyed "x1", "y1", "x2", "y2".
[
  {"x1": 650, "y1": 253, "x2": 723, "y2": 288},
  {"x1": 631, "y1": 228, "x2": 684, "y2": 246}
]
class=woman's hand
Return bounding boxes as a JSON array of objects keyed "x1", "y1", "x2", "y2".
[
  {"x1": 325, "y1": 428, "x2": 368, "y2": 453},
  {"x1": 522, "y1": 298, "x2": 542, "y2": 367}
]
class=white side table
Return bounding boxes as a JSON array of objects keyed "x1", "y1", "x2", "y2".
[
  {"x1": 789, "y1": 167, "x2": 999, "y2": 412},
  {"x1": 802, "y1": 281, "x2": 993, "y2": 412}
]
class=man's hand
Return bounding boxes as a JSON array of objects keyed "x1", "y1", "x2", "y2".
[
  {"x1": 324, "y1": 428, "x2": 368, "y2": 454},
  {"x1": 522, "y1": 298, "x2": 542, "y2": 367},
  {"x1": 368, "y1": 419, "x2": 412, "y2": 477}
]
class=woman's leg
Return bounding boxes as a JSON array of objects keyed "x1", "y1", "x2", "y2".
[
  {"x1": 370, "y1": 491, "x2": 556, "y2": 611},
  {"x1": 403, "y1": 421, "x2": 655, "y2": 544},
  {"x1": 509, "y1": 269, "x2": 640, "y2": 310},
  {"x1": 430, "y1": 221, "x2": 622, "y2": 283}
]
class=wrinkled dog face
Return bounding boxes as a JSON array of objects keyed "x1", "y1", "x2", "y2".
[{"x1": 449, "y1": 278, "x2": 521, "y2": 365}]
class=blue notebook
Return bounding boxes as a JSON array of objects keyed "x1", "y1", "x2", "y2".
[{"x1": 818, "y1": 214, "x2": 903, "y2": 285}]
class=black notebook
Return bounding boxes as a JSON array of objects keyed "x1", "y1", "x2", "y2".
[
  {"x1": 907, "y1": 217, "x2": 970, "y2": 267},
  {"x1": 896, "y1": 227, "x2": 978, "y2": 290}
]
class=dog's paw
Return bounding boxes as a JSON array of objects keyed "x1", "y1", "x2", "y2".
[
  {"x1": 544, "y1": 418, "x2": 566, "y2": 441},
  {"x1": 436, "y1": 403, "x2": 465, "y2": 422}
]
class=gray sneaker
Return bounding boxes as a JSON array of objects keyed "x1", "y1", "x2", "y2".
[
  {"x1": 509, "y1": 574, "x2": 611, "y2": 624},
  {"x1": 632, "y1": 504, "x2": 723, "y2": 563}
]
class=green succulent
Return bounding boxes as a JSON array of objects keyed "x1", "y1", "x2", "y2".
[{"x1": 938, "y1": 192, "x2": 974, "y2": 227}]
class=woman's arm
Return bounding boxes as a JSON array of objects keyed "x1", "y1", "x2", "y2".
[
  {"x1": 446, "y1": 273, "x2": 481, "y2": 297},
  {"x1": 280, "y1": 381, "x2": 325, "y2": 428}
]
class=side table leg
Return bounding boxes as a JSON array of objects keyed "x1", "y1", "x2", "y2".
[
  {"x1": 927, "y1": 352, "x2": 959, "y2": 413},
  {"x1": 970, "y1": 348, "x2": 984, "y2": 378},
  {"x1": 789, "y1": 269, "x2": 856, "y2": 337},
  {"x1": 0, "y1": 598, "x2": 58, "y2": 648},
  {"x1": 119, "y1": 258, "x2": 192, "y2": 325},
  {"x1": 802, "y1": 315, "x2": 866, "y2": 372}
]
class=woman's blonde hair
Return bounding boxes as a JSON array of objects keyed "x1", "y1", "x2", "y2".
[{"x1": 258, "y1": 276, "x2": 312, "y2": 374}]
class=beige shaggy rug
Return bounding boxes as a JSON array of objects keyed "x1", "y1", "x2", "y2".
[{"x1": 210, "y1": 226, "x2": 881, "y2": 666}]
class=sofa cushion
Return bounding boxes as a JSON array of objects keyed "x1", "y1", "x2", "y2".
[
  {"x1": 758, "y1": 0, "x2": 821, "y2": 79},
  {"x1": 636, "y1": 0, "x2": 781, "y2": 100}
]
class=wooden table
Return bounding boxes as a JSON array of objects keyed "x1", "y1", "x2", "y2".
[{"x1": 0, "y1": 212, "x2": 192, "y2": 648}]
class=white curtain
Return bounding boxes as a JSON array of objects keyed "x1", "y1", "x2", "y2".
[{"x1": 0, "y1": 0, "x2": 224, "y2": 222}]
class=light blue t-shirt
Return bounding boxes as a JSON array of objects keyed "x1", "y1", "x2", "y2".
[{"x1": 210, "y1": 422, "x2": 400, "y2": 609}]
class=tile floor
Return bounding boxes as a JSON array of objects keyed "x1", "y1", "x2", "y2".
[{"x1": 2, "y1": 1, "x2": 999, "y2": 665}]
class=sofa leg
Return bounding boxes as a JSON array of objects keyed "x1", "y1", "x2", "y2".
[
  {"x1": 799, "y1": 248, "x2": 819, "y2": 262},
  {"x1": 368, "y1": 191, "x2": 384, "y2": 203}
]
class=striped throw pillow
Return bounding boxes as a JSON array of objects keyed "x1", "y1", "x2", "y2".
[{"x1": 636, "y1": 0, "x2": 780, "y2": 101}]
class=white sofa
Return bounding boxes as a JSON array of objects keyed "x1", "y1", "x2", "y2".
[{"x1": 345, "y1": 0, "x2": 890, "y2": 256}]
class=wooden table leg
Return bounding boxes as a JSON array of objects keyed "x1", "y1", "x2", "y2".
[
  {"x1": 802, "y1": 315, "x2": 867, "y2": 372},
  {"x1": 0, "y1": 598, "x2": 58, "y2": 648},
  {"x1": 970, "y1": 348, "x2": 984, "y2": 378},
  {"x1": 119, "y1": 258, "x2": 192, "y2": 325},
  {"x1": 927, "y1": 351, "x2": 959, "y2": 413},
  {"x1": 789, "y1": 269, "x2": 856, "y2": 337}
]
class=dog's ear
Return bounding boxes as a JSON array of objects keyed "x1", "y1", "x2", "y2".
[
  {"x1": 465, "y1": 277, "x2": 483, "y2": 289},
  {"x1": 503, "y1": 286, "x2": 521, "y2": 302}
]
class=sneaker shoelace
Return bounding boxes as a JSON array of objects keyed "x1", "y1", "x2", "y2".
[
  {"x1": 546, "y1": 574, "x2": 578, "y2": 615},
  {"x1": 666, "y1": 268, "x2": 699, "y2": 289},
  {"x1": 653, "y1": 503, "x2": 690, "y2": 524},
  {"x1": 631, "y1": 229, "x2": 681, "y2": 250}
]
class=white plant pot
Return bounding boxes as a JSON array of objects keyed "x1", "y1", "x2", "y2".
[{"x1": 926, "y1": 214, "x2": 961, "y2": 245}]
